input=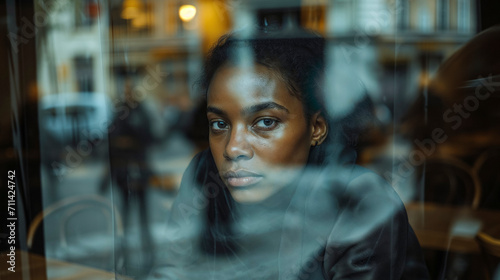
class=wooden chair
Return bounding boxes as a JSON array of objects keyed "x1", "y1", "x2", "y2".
[
  {"x1": 414, "y1": 157, "x2": 483, "y2": 279},
  {"x1": 419, "y1": 156, "x2": 481, "y2": 209},
  {"x1": 473, "y1": 149, "x2": 500, "y2": 210}
]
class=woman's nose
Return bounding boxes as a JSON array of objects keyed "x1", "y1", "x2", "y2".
[{"x1": 224, "y1": 126, "x2": 253, "y2": 161}]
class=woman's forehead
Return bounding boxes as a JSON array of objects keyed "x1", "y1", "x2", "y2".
[
  {"x1": 207, "y1": 64, "x2": 303, "y2": 115},
  {"x1": 208, "y1": 65, "x2": 282, "y2": 101}
]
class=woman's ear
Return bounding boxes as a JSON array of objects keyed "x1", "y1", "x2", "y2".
[{"x1": 310, "y1": 112, "x2": 328, "y2": 146}]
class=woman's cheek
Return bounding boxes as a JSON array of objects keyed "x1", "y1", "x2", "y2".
[
  {"x1": 252, "y1": 129, "x2": 285, "y2": 148},
  {"x1": 253, "y1": 136, "x2": 294, "y2": 163},
  {"x1": 209, "y1": 133, "x2": 227, "y2": 152}
]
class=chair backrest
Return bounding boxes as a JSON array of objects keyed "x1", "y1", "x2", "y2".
[
  {"x1": 27, "y1": 195, "x2": 124, "y2": 271},
  {"x1": 418, "y1": 156, "x2": 481, "y2": 208},
  {"x1": 476, "y1": 226, "x2": 500, "y2": 280},
  {"x1": 473, "y1": 149, "x2": 500, "y2": 210}
]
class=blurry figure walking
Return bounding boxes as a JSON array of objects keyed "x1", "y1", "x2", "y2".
[{"x1": 105, "y1": 79, "x2": 156, "y2": 276}]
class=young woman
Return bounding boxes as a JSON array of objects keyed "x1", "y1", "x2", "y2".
[{"x1": 152, "y1": 30, "x2": 429, "y2": 279}]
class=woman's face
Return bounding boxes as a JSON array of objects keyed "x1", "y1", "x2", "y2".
[{"x1": 207, "y1": 64, "x2": 324, "y2": 203}]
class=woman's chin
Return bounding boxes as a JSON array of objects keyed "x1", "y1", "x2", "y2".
[{"x1": 227, "y1": 186, "x2": 274, "y2": 204}]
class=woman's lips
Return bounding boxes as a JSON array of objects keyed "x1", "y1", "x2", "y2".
[
  {"x1": 227, "y1": 176, "x2": 263, "y2": 187},
  {"x1": 224, "y1": 170, "x2": 263, "y2": 188}
]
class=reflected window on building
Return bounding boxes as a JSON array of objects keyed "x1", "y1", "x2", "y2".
[
  {"x1": 75, "y1": 0, "x2": 100, "y2": 28},
  {"x1": 73, "y1": 55, "x2": 94, "y2": 92}
]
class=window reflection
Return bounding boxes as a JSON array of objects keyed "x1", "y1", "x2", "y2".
[{"x1": 2, "y1": 0, "x2": 500, "y2": 279}]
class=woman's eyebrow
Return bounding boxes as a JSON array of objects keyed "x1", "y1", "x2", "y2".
[
  {"x1": 242, "y1": 102, "x2": 289, "y2": 116},
  {"x1": 207, "y1": 102, "x2": 290, "y2": 117},
  {"x1": 207, "y1": 106, "x2": 226, "y2": 116}
]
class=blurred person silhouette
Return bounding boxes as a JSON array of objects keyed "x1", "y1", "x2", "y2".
[
  {"x1": 150, "y1": 28, "x2": 429, "y2": 279},
  {"x1": 106, "y1": 78, "x2": 156, "y2": 275},
  {"x1": 402, "y1": 25, "x2": 500, "y2": 279}
]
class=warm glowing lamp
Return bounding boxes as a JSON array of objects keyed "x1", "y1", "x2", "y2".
[
  {"x1": 132, "y1": 13, "x2": 147, "y2": 28},
  {"x1": 179, "y1": 5, "x2": 196, "y2": 22},
  {"x1": 121, "y1": 0, "x2": 144, "y2": 20}
]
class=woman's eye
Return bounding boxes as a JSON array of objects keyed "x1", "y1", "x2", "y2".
[
  {"x1": 210, "y1": 120, "x2": 228, "y2": 131},
  {"x1": 254, "y1": 118, "x2": 278, "y2": 130}
]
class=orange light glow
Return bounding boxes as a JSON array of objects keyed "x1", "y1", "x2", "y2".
[{"x1": 179, "y1": 5, "x2": 197, "y2": 22}]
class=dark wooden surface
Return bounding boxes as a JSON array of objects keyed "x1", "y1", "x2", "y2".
[
  {"x1": 0, "y1": 250, "x2": 132, "y2": 280},
  {"x1": 406, "y1": 202, "x2": 500, "y2": 253}
]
